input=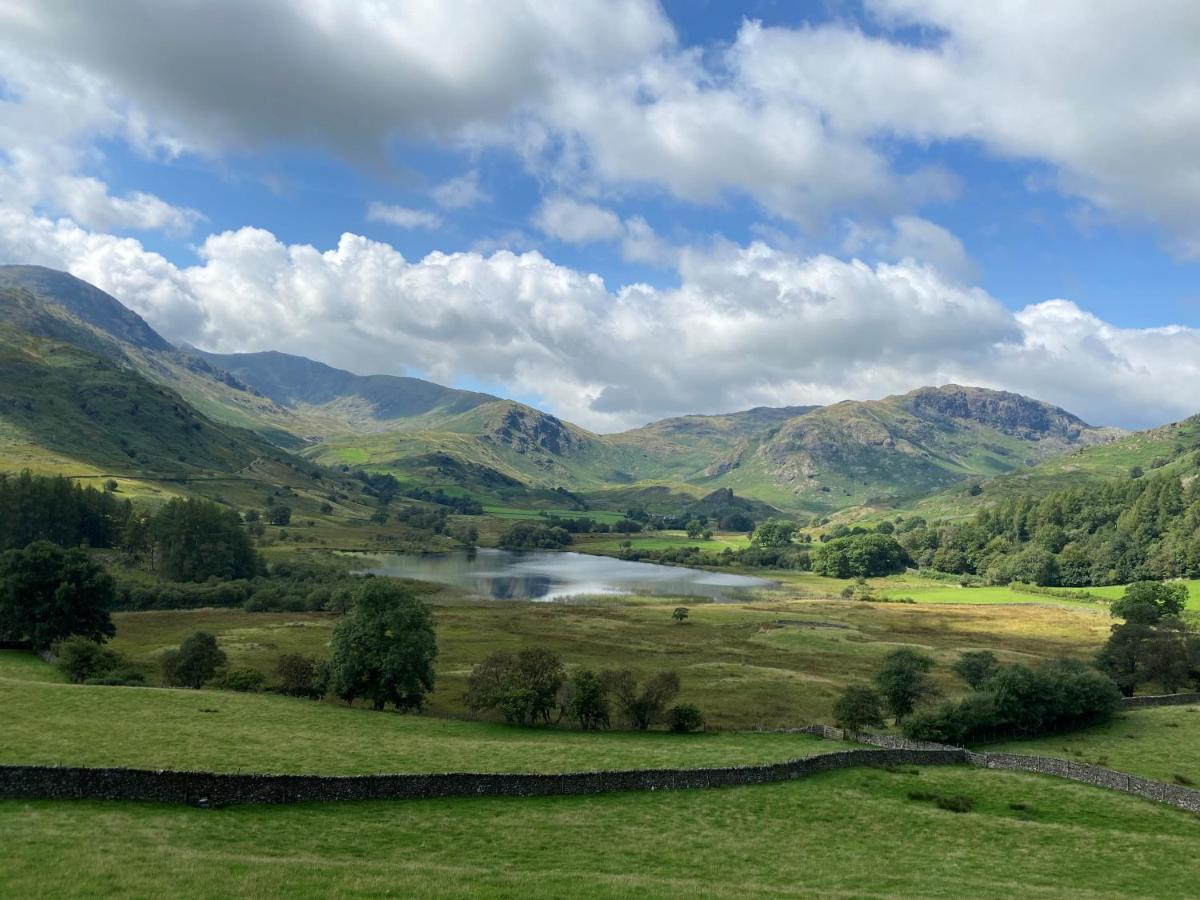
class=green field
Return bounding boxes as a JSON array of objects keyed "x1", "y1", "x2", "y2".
[
  {"x1": 5, "y1": 765, "x2": 1200, "y2": 897},
  {"x1": 578, "y1": 530, "x2": 752, "y2": 554},
  {"x1": 0, "y1": 654, "x2": 843, "y2": 774},
  {"x1": 93, "y1": 585, "x2": 1110, "y2": 729},
  {"x1": 983, "y1": 706, "x2": 1200, "y2": 784}
]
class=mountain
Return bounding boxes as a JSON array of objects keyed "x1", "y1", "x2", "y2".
[{"x1": 0, "y1": 265, "x2": 1130, "y2": 519}]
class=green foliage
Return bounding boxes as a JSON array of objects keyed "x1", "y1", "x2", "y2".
[
  {"x1": 1111, "y1": 581, "x2": 1188, "y2": 624},
  {"x1": 327, "y1": 580, "x2": 437, "y2": 711},
  {"x1": 904, "y1": 659, "x2": 1120, "y2": 744},
  {"x1": 212, "y1": 666, "x2": 266, "y2": 692},
  {"x1": 54, "y1": 635, "x2": 130, "y2": 684},
  {"x1": 464, "y1": 648, "x2": 566, "y2": 726},
  {"x1": 146, "y1": 497, "x2": 261, "y2": 582},
  {"x1": 672, "y1": 606, "x2": 689, "y2": 624},
  {"x1": 161, "y1": 631, "x2": 226, "y2": 689},
  {"x1": 952, "y1": 651, "x2": 999, "y2": 689},
  {"x1": 751, "y1": 518, "x2": 798, "y2": 548},
  {"x1": 873, "y1": 648, "x2": 937, "y2": 723},
  {"x1": 497, "y1": 522, "x2": 571, "y2": 550},
  {"x1": 667, "y1": 704, "x2": 705, "y2": 732},
  {"x1": 273, "y1": 653, "x2": 326, "y2": 699},
  {"x1": 812, "y1": 533, "x2": 908, "y2": 578},
  {"x1": 563, "y1": 669, "x2": 610, "y2": 731},
  {"x1": 267, "y1": 505, "x2": 292, "y2": 526},
  {"x1": 0, "y1": 471, "x2": 130, "y2": 552},
  {"x1": 606, "y1": 669, "x2": 680, "y2": 730},
  {"x1": 0, "y1": 540, "x2": 115, "y2": 650},
  {"x1": 833, "y1": 684, "x2": 885, "y2": 732}
]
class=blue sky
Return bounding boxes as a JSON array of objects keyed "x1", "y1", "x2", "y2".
[{"x1": 2, "y1": 1, "x2": 1200, "y2": 430}]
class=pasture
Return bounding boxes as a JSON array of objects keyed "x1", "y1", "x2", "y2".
[
  {"x1": 96, "y1": 587, "x2": 1109, "y2": 728},
  {"x1": 4, "y1": 766, "x2": 1200, "y2": 897}
]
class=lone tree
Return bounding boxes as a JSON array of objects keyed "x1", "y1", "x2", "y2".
[
  {"x1": 0, "y1": 540, "x2": 115, "y2": 651},
  {"x1": 1098, "y1": 581, "x2": 1197, "y2": 696},
  {"x1": 833, "y1": 684, "x2": 885, "y2": 734},
  {"x1": 672, "y1": 607, "x2": 689, "y2": 624},
  {"x1": 328, "y1": 580, "x2": 437, "y2": 711},
  {"x1": 162, "y1": 632, "x2": 226, "y2": 689},
  {"x1": 464, "y1": 647, "x2": 566, "y2": 726},
  {"x1": 951, "y1": 650, "x2": 999, "y2": 689},
  {"x1": 874, "y1": 648, "x2": 938, "y2": 723}
]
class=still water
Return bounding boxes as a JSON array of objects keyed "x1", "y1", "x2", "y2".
[{"x1": 353, "y1": 549, "x2": 774, "y2": 602}]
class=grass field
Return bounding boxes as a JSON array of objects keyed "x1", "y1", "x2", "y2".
[
  {"x1": 983, "y1": 706, "x2": 1200, "y2": 784},
  {"x1": 0, "y1": 658, "x2": 844, "y2": 774},
  {"x1": 577, "y1": 530, "x2": 752, "y2": 554},
  {"x1": 94, "y1": 587, "x2": 1110, "y2": 728},
  {"x1": 4, "y1": 765, "x2": 1200, "y2": 897}
]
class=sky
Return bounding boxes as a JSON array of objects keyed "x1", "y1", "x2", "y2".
[{"x1": 1, "y1": 1, "x2": 1200, "y2": 433}]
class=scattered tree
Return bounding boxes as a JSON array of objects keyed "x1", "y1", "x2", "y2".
[
  {"x1": 833, "y1": 684, "x2": 885, "y2": 733},
  {"x1": 606, "y1": 669, "x2": 680, "y2": 730},
  {"x1": 563, "y1": 669, "x2": 610, "y2": 730},
  {"x1": 162, "y1": 631, "x2": 226, "y2": 688},
  {"x1": 874, "y1": 648, "x2": 938, "y2": 723},
  {"x1": 464, "y1": 647, "x2": 566, "y2": 726},
  {"x1": 667, "y1": 704, "x2": 705, "y2": 732},
  {"x1": 327, "y1": 580, "x2": 437, "y2": 711},
  {"x1": 951, "y1": 651, "x2": 999, "y2": 690},
  {"x1": 672, "y1": 607, "x2": 689, "y2": 624},
  {"x1": 274, "y1": 653, "x2": 325, "y2": 699},
  {"x1": 0, "y1": 541, "x2": 115, "y2": 650}
]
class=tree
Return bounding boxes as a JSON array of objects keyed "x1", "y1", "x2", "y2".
[
  {"x1": 328, "y1": 580, "x2": 437, "y2": 711},
  {"x1": 812, "y1": 533, "x2": 908, "y2": 578},
  {"x1": 267, "y1": 505, "x2": 293, "y2": 526},
  {"x1": 55, "y1": 635, "x2": 129, "y2": 684},
  {"x1": 274, "y1": 653, "x2": 325, "y2": 699},
  {"x1": 149, "y1": 498, "x2": 260, "y2": 582},
  {"x1": 564, "y1": 669, "x2": 610, "y2": 730},
  {"x1": 874, "y1": 648, "x2": 937, "y2": 723},
  {"x1": 833, "y1": 685, "x2": 885, "y2": 733},
  {"x1": 162, "y1": 631, "x2": 226, "y2": 688},
  {"x1": 605, "y1": 669, "x2": 680, "y2": 730},
  {"x1": 751, "y1": 519, "x2": 798, "y2": 548},
  {"x1": 951, "y1": 651, "x2": 999, "y2": 690},
  {"x1": 464, "y1": 648, "x2": 566, "y2": 726},
  {"x1": 672, "y1": 607, "x2": 689, "y2": 624},
  {"x1": 497, "y1": 522, "x2": 571, "y2": 551},
  {"x1": 0, "y1": 541, "x2": 115, "y2": 650},
  {"x1": 667, "y1": 704, "x2": 705, "y2": 732},
  {"x1": 1111, "y1": 581, "x2": 1187, "y2": 625}
]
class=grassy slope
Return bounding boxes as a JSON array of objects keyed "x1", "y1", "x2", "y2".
[
  {"x1": 984, "y1": 705, "x2": 1200, "y2": 784},
  {"x1": 100, "y1": 590, "x2": 1108, "y2": 728},
  {"x1": 0, "y1": 654, "x2": 839, "y2": 774},
  {"x1": 5, "y1": 766, "x2": 1200, "y2": 897}
]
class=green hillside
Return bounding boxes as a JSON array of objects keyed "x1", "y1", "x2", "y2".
[{"x1": 0, "y1": 266, "x2": 1137, "y2": 520}]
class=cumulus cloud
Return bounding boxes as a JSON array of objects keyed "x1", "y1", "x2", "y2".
[
  {"x1": 533, "y1": 196, "x2": 623, "y2": 244},
  {"x1": 4, "y1": 208, "x2": 1200, "y2": 433},
  {"x1": 8, "y1": 2, "x2": 1200, "y2": 245},
  {"x1": 366, "y1": 203, "x2": 442, "y2": 230},
  {"x1": 844, "y1": 216, "x2": 976, "y2": 282}
]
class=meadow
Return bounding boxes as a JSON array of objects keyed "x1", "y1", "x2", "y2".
[
  {"x1": 983, "y1": 705, "x2": 1200, "y2": 784},
  {"x1": 4, "y1": 766, "x2": 1200, "y2": 897},
  {"x1": 0, "y1": 652, "x2": 844, "y2": 774},
  {"x1": 96, "y1": 585, "x2": 1110, "y2": 728}
]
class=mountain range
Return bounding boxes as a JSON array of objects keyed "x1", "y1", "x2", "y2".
[{"x1": 0, "y1": 264, "x2": 1151, "y2": 519}]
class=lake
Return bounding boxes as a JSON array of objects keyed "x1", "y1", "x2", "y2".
[{"x1": 352, "y1": 549, "x2": 775, "y2": 602}]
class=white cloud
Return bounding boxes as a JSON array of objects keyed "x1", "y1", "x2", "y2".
[
  {"x1": 366, "y1": 203, "x2": 442, "y2": 230},
  {"x1": 4, "y1": 208, "x2": 1200, "y2": 433},
  {"x1": 431, "y1": 170, "x2": 489, "y2": 210},
  {"x1": 533, "y1": 196, "x2": 623, "y2": 244},
  {"x1": 9, "y1": 2, "x2": 1200, "y2": 247},
  {"x1": 844, "y1": 216, "x2": 976, "y2": 282}
]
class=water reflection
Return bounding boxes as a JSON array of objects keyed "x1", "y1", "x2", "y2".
[{"x1": 352, "y1": 549, "x2": 774, "y2": 602}]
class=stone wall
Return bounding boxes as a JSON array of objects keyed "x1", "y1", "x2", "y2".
[
  {"x1": 1120, "y1": 692, "x2": 1200, "y2": 709},
  {"x1": 0, "y1": 748, "x2": 966, "y2": 807}
]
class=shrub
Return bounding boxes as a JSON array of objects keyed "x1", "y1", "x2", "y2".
[
  {"x1": 55, "y1": 635, "x2": 129, "y2": 684},
  {"x1": 667, "y1": 704, "x2": 705, "y2": 733},
  {"x1": 212, "y1": 666, "x2": 266, "y2": 692},
  {"x1": 274, "y1": 653, "x2": 325, "y2": 699},
  {"x1": 161, "y1": 631, "x2": 226, "y2": 688},
  {"x1": 935, "y1": 794, "x2": 974, "y2": 813}
]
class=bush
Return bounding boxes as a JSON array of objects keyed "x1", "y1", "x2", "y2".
[
  {"x1": 212, "y1": 666, "x2": 266, "y2": 692},
  {"x1": 667, "y1": 704, "x2": 705, "y2": 733},
  {"x1": 274, "y1": 653, "x2": 325, "y2": 699},
  {"x1": 55, "y1": 635, "x2": 129, "y2": 684},
  {"x1": 161, "y1": 631, "x2": 226, "y2": 688},
  {"x1": 935, "y1": 794, "x2": 974, "y2": 813}
]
